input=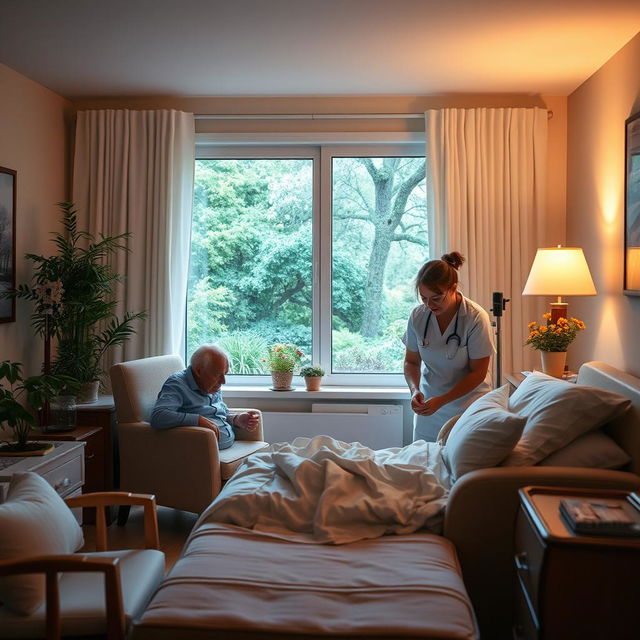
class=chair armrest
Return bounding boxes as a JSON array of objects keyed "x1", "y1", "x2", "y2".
[
  {"x1": 444, "y1": 466, "x2": 640, "y2": 640},
  {"x1": 0, "y1": 554, "x2": 125, "y2": 640},
  {"x1": 118, "y1": 422, "x2": 223, "y2": 513},
  {"x1": 65, "y1": 492, "x2": 159, "y2": 551},
  {"x1": 232, "y1": 408, "x2": 264, "y2": 441}
]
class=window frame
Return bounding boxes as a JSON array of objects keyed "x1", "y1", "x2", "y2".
[{"x1": 193, "y1": 141, "x2": 426, "y2": 387}]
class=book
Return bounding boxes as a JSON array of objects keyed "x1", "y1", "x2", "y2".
[{"x1": 559, "y1": 496, "x2": 640, "y2": 537}]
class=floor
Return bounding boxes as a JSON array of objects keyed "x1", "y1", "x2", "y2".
[{"x1": 80, "y1": 505, "x2": 198, "y2": 571}]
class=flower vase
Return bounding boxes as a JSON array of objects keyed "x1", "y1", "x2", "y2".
[
  {"x1": 540, "y1": 351, "x2": 567, "y2": 378},
  {"x1": 271, "y1": 371, "x2": 294, "y2": 391}
]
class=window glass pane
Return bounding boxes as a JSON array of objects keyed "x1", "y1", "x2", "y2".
[
  {"x1": 188, "y1": 159, "x2": 313, "y2": 373},
  {"x1": 331, "y1": 157, "x2": 427, "y2": 374}
]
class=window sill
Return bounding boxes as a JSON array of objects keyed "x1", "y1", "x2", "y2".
[{"x1": 223, "y1": 385, "x2": 409, "y2": 401}]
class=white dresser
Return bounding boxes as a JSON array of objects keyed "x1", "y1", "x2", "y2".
[{"x1": 0, "y1": 441, "x2": 85, "y2": 507}]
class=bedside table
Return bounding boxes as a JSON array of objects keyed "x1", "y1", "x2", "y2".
[
  {"x1": 514, "y1": 486, "x2": 640, "y2": 640},
  {"x1": 0, "y1": 441, "x2": 86, "y2": 520}
]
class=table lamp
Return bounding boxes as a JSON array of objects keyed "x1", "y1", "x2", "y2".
[{"x1": 522, "y1": 246, "x2": 597, "y2": 323}]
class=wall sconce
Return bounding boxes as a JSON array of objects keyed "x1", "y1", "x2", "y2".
[{"x1": 523, "y1": 246, "x2": 597, "y2": 323}]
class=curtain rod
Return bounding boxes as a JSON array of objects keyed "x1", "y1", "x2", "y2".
[
  {"x1": 195, "y1": 110, "x2": 553, "y2": 121},
  {"x1": 195, "y1": 113, "x2": 424, "y2": 120}
]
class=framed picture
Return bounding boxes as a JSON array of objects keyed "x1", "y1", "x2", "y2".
[
  {"x1": 624, "y1": 112, "x2": 640, "y2": 295},
  {"x1": 0, "y1": 166, "x2": 16, "y2": 322}
]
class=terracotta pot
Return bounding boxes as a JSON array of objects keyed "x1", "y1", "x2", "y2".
[
  {"x1": 271, "y1": 371, "x2": 294, "y2": 391},
  {"x1": 540, "y1": 351, "x2": 567, "y2": 378},
  {"x1": 304, "y1": 376, "x2": 322, "y2": 392}
]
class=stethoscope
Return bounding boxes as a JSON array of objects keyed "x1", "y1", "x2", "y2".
[{"x1": 421, "y1": 300, "x2": 462, "y2": 360}]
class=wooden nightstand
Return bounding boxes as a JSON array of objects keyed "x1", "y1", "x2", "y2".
[{"x1": 514, "y1": 486, "x2": 640, "y2": 640}]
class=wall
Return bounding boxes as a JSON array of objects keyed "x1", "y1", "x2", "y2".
[
  {"x1": 0, "y1": 63, "x2": 72, "y2": 374},
  {"x1": 567, "y1": 33, "x2": 640, "y2": 376}
]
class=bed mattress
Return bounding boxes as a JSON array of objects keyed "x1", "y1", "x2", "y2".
[{"x1": 132, "y1": 523, "x2": 478, "y2": 640}]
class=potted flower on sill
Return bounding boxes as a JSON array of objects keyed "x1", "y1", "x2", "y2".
[
  {"x1": 0, "y1": 361, "x2": 77, "y2": 455},
  {"x1": 525, "y1": 313, "x2": 586, "y2": 378},
  {"x1": 265, "y1": 343, "x2": 304, "y2": 391},
  {"x1": 5, "y1": 202, "x2": 146, "y2": 403},
  {"x1": 299, "y1": 365, "x2": 325, "y2": 392}
]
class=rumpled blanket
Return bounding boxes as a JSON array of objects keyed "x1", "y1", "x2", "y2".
[{"x1": 198, "y1": 435, "x2": 450, "y2": 544}]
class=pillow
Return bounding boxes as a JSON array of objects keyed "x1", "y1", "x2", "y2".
[
  {"x1": 436, "y1": 413, "x2": 462, "y2": 446},
  {"x1": 443, "y1": 384, "x2": 526, "y2": 481},
  {"x1": 0, "y1": 472, "x2": 84, "y2": 615},
  {"x1": 537, "y1": 430, "x2": 631, "y2": 469},
  {"x1": 502, "y1": 371, "x2": 631, "y2": 466}
]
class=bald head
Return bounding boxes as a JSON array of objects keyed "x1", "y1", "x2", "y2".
[{"x1": 190, "y1": 344, "x2": 229, "y2": 393}]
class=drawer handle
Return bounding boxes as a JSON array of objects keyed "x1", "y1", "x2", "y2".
[
  {"x1": 85, "y1": 453, "x2": 95, "y2": 460},
  {"x1": 54, "y1": 478, "x2": 70, "y2": 492},
  {"x1": 515, "y1": 552, "x2": 529, "y2": 571}
]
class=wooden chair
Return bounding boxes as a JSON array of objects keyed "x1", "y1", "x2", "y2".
[{"x1": 0, "y1": 491, "x2": 164, "y2": 640}]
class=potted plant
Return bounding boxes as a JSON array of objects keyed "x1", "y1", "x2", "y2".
[
  {"x1": 6, "y1": 202, "x2": 145, "y2": 403},
  {"x1": 299, "y1": 364, "x2": 325, "y2": 391},
  {"x1": 525, "y1": 313, "x2": 586, "y2": 377},
  {"x1": 0, "y1": 361, "x2": 76, "y2": 454},
  {"x1": 265, "y1": 343, "x2": 304, "y2": 391}
]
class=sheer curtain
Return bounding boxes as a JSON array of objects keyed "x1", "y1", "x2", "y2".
[
  {"x1": 425, "y1": 107, "x2": 548, "y2": 376},
  {"x1": 72, "y1": 109, "x2": 195, "y2": 370}
]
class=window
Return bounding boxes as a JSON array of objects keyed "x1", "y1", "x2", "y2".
[{"x1": 188, "y1": 144, "x2": 427, "y2": 384}]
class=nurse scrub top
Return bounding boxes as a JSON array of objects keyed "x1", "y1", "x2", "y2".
[{"x1": 402, "y1": 294, "x2": 495, "y2": 442}]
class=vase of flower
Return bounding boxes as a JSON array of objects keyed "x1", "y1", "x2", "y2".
[
  {"x1": 540, "y1": 350, "x2": 567, "y2": 378},
  {"x1": 525, "y1": 314, "x2": 586, "y2": 378},
  {"x1": 266, "y1": 343, "x2": 303, "y2": 391}
]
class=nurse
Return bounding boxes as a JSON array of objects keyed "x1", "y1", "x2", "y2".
[{"x1": 403, "y1": 251, "x2": 495, "y2": 442}]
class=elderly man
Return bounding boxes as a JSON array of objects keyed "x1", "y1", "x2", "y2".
[{"x1": 151, "y1": 344, "x2": 259, "y2": 450}]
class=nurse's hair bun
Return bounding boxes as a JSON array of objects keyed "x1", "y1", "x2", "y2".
[{"x1": 441, "y1": 251, "x2": 465, "y2": 271}]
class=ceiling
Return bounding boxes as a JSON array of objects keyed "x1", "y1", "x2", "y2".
[{"x1": 1, "y1": 0, "x2": 639, "y2": 100}]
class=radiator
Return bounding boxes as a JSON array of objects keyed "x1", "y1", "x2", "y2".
[{"x1": 261, "y1": 403, "x2": 403, "y2": 449}]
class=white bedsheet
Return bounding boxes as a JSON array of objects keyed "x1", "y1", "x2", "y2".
[{"x1": 197, "y1": 435, "x2": 451, "y2": 544}]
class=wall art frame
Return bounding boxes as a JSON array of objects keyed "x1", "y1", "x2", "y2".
[
  {"x1": 0, "y1": 166, "x2": 16, "y2": 322},
  {"x1": 624, "y1": 111, "x2": 640, "y2": 296}
]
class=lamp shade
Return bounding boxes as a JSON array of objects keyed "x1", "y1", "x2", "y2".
[{"x1": 523, "y1": 247, "x2": 597, "y2": 296}]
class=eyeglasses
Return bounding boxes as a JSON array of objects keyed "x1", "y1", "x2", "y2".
[{"x1": 420, "y1": 293, "x2": 446, "y2": 305}]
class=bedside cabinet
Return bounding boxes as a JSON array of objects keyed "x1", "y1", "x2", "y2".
[
  {"x1": 0, "y1": 441, "x2": 85, "y2": 520},
  {"x1": 514, "y1": 486, "x2": 640, "y2": 640}
]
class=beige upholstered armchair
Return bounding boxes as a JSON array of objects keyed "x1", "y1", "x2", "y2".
[{"x1": 110, "y1": 355, "x2": 268, "y2": 517}]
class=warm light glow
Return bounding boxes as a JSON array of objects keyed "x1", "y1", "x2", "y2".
[
  {"x1": 627, "y1": 247, "x2": 640, "y2": 290},
  {"x1": 523, "y1": 246, "x2": 597, "y2": 323},
  {"x1": 523, "y1": 247, "x2": 597, "y2": 296}
]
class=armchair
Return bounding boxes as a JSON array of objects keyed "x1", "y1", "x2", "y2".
[
  {"x1": 110, "y1": 355, "x2": 268, "y2": 516},
  {"x1": 0, "y1": 472, "x2": 164, "y2": 640}
]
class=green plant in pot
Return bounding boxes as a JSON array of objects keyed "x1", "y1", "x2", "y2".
[
  {"x1": 299, "y1": 364, "x2": 325, "y2": 391},
  {"x1": 0, "y1": 361, "x2": 77, "y2": 453},
  {"x1": 6, "y1": 202, "x2": 146, "y2": 403}
]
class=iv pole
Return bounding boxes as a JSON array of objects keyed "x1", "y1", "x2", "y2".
[{"x1": 491, "y1": 291, "x2": 510, "y2": 387}]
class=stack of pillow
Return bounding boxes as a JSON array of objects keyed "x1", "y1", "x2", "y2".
[{"x1": 439, "y1": 371, "x2": 632, "y2": 482}]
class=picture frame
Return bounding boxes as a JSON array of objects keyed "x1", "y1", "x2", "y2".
[
  {"x1": 0, "y1": 166, "x2": 16, "y2": 322},
  {"x1": 624, "y1": 112, "x2": 640, "y2": 296}
]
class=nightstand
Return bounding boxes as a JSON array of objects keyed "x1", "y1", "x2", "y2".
[
  {"x1": 514, "y1": 486, "x2": 640, "y2": 640},
  {"x1": 0, "y1": 441, "x2": 85, "y2": 520}
]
